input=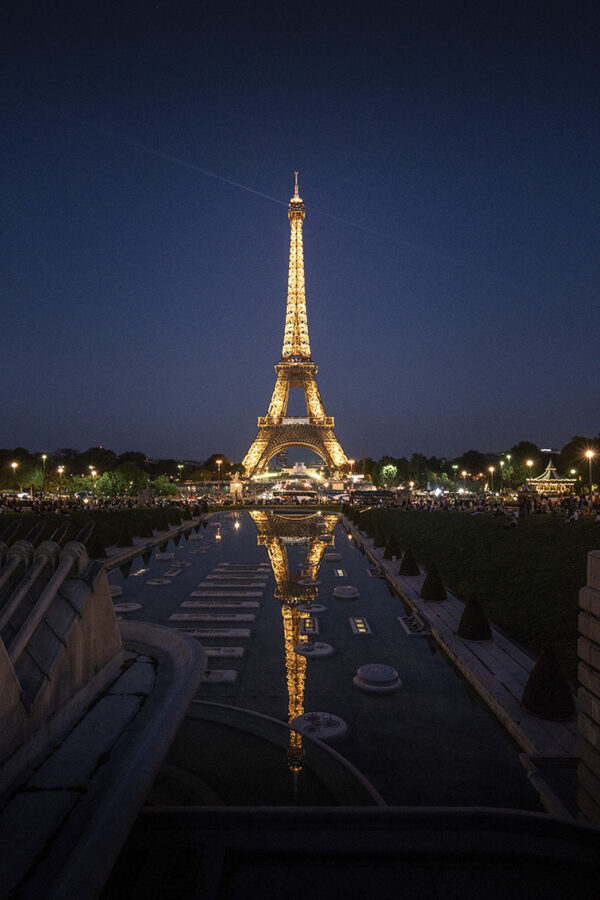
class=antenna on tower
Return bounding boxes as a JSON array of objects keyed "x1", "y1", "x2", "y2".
[{"x1": 294, "y1": 171, "x2": 299, "y2": 196}]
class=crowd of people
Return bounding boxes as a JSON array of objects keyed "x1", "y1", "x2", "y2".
[
  {"x1": 349, "y1": 491, "x2": 600, "y2": 524},
  {"x1": 0, "y1": 495, "x2": 200, "y2": 516}
]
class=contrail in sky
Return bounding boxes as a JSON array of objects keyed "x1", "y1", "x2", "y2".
[{"x1": 44, "y1": 104, "x2": 526, "y2": 291}]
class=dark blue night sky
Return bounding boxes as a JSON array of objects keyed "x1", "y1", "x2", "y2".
[{"x1": 2, "y1": 1, "x2": 599, "y2": 462}]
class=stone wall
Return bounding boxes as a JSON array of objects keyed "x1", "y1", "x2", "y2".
[
  {"x1": 578, "y1": 549, "x2": 600, "y2": 822},
  {"x1": 0, "y1": 551, "x2": 123, "y2": 797}
]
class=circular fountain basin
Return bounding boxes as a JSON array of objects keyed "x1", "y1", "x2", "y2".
[
  {"x1": 290, "y1": 711, "x2": 348, "y2": 743},
  {"x1": 294, "y1": 642, "x2": 334, "y2": 658},
  {"x1": 353, "y1": 663, "x2": 401, "y2": 693},
  {"x1": 333, "y1": 585, "x2": 360, "y2": 599}
]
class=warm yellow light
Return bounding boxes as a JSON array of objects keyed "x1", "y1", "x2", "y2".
[
  {"x1": 488, "y1": 466, "x2": 495, "y2": 473},
  {"x1": 461, "y1": 470, "x2": 467, "y2": 478},
  {"x1": 57, "y1": 466, "x2": 64, "y2": 475},
  {"x1": 10, "y1": 462, "x2": 17, "y2": 471},
  {"x1": 585, "y1": 450, "x2": 595, "y2": 460},
  {"x1": 91, "y1": 469, "x2": 97, "y2": 477},
  {"x1": 42, "y1": 454, "x2": 47, "y2": 461},
  {"x1": 526, "y1": 459, "x2": 533, "y2": 468},
  {"x1": 409, "y1": 481, "x2": 414, "y2": 489}
]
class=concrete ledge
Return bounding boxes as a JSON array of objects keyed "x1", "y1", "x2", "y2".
[{"x1": 4, "y1": 622, "x2": 206, "y2": 900}]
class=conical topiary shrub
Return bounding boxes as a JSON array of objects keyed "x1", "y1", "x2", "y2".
[
  {"x1": 456, "y1": 596, "x2": 491, "y2": 640},
  {"x1": 384, "y1": 534, "x2": 400, "y2": 559},
  {"x1": 116, "y1": 522, "x2": 134, "y2": 548},
  {"x1": 86, "y1": 532, "x2": 106, "y2": 560},
  {"x1": 202, "y1": 520, "x2": 208, "y2": 529},
  {"x1": 158, "y1": 512, "x2": 170, "y2": 532},
  {"x1": 399, "y1": 547, "x2": 420, "y2": 576},
  {"x1": 142, "y1": 548, "x2": 152, "y2": 566},
  {"x1": 420, "y1": 562, "x2": 447, "y2": 601},
  {"x1": 138, "y1": 517, "x2": 154, "y2": 538},
  {"x1": 119, "y1": 559, "x2": 133, "y2": 579},
  {"x1": 521, "y1": 643, "x2": 575, "y2": 720},
  {"x1": 374, "y1": 527, "x2": 386, "y2": 548}
]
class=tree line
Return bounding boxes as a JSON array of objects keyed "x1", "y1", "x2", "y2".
[
  {"x1": 0, "y1": 447, "x2": 234, "y2": 496},
  {"x1": 1, "y1": 436, "x2": 598, "y2": 495}
]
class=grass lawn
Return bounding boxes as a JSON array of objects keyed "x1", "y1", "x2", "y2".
[{"x1": 357, "y1": 508, "x2": 600, "y2": 683}]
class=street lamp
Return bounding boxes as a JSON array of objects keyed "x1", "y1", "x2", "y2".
[
  {"x1": 499, "y1": 460, "x2": 504, "y2": 491},
  {"x1": 57, "y1": 466, "x2": 64, "y2": 498},
  {"x1": 91, "y1": 469, "x2": 97, "y2": 493},
  {"x1": 506, "y1": 454, "x2": 512, "y2": 489},
  {"x1": 11, "y1": 461, "x2": 18, "y2": 490},
  {"x1": 42, "y1": 454, "x2": 47, "y2": 494},
  {"x1": 488, "y1": 465, "x2": 495, "y2": 493},
  {"x1": 585, "y1": 450, "x2": 595, "y2": 494},
  {"x1": 177, "y1": 464, "x2": 184, "y2": 483},
  {"x1": 216, "y1": 458, "x2": 223, "y2": 497},
  {"x1": 461, "y1": 470, "x2": 467, "y2": 491}
]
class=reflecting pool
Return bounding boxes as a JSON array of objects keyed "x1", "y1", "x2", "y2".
[{"x1": 112, "y1": 510, "x2": 541, "y2": 809}]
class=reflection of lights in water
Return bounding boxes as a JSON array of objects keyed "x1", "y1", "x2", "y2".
[
  {"x1": 347, "y1": 533, "x2": 352, "y2": 540},
  {"x1": 215, "y1": 532, "x2": 222, "y2": 541},
  {"x1": 234, "y1": 521, "x2": 240, "y2": 530},
  {"x1": 249, "y1": 510, "x2": 339, "y2": 792},
  {"x1": 131, "y1": 568, "x2": 148, "y2": 576}
]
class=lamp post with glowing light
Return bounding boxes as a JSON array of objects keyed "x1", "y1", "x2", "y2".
[
  {"x1": 11, "y1": 462, "x2": 18, "y2": 491},
  {"x1": 216, "y1": 458, "x2": 222, "y2": 498},
  {"x1": 499, "y1": 460, "x2": 504, "y2": 492},
  {"x1": 461, "y1": 470, "x2": 467, "y2": 492},
  {"x1": 585, "y1": 450, "x2": 595, "y2": 494},
  {"x1": 525, "y1": 459, "x2": 534, "y2": 489},
  {"x1": 41, "y1": 454, "x2": 47, "y2": 494},
  {"x1": 57, "y1": 466, "x2": 64, "y2": 499},
  {"x1": 348, "y1": 458, "x2": 355, "y2": 490},
  {"x1": 488, "y1": 466, "x2": 495, "y2": 493},
  {"x1": 506, "y1": 454, "x2": 512, "y2": 489}
]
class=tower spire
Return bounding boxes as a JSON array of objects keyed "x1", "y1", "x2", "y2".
[{"x1": 283, "y1": 173, "x2": 310, "y2": 358}]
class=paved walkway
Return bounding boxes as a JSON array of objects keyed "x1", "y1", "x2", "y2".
[{"x1": 344, "y1": 518, "x2": 578, "y2": 759}]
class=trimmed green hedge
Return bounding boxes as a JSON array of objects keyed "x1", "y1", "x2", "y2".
[{"x1": 346, "y1": 508, "x2": 597, "y2": 682}]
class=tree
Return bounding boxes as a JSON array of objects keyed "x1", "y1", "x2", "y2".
[
  {"x1": 95, "y1": 470, "x2": 127, "y2": 497},
  {"x1": 204, "y1": 454, "x2": 232, "y2": 474},
  {"x1": 116, "y1": 462, "x2": 149, "y2": 493},
  {"x1": 117, "y1": 451, "x2": 148, "y2": 468},
  {"x1": 152, "y1": 475, "x2": 178, "y2": 496}
]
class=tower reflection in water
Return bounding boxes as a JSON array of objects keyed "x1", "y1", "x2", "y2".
[{"x1": 249, "y1": 510, "x2": 338, "y2": 786}]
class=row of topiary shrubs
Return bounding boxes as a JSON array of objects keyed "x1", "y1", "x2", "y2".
[{"x1": 341, "y1": 505, "x2": 574, "y2": 721}]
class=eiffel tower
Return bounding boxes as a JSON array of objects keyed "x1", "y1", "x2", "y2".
[{"x1": 242, "y1": 174, "x2": 348, "y2": 477}]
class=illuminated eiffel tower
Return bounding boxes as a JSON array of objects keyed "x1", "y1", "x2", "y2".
[{"x1": 242, "y1": 174, "x2": 348, "y2": 477}]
